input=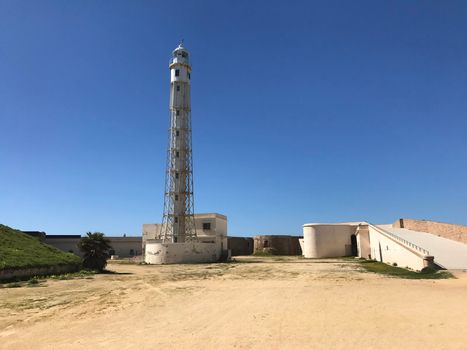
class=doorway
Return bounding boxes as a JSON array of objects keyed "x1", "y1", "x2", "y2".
[{"x1": 350, "y1": 234, "x2": 358, "y2": 256}]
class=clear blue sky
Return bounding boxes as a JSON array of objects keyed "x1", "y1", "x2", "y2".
[{"x1": 1, "y1": 0, "x2": 466, "y2": 236}]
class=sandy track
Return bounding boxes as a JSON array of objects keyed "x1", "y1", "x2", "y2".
[{"x1": 1, "y1": 257, "x2": 467, "y2": 349}]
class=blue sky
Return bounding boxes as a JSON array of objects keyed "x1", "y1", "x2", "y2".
[{"x1": 1, "y1": 0, "x2": 466, "y2": 236}]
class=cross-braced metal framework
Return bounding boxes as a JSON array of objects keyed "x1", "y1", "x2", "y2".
[{"x1": 160, "y1": 43, "x2": 197, "y2": 243}]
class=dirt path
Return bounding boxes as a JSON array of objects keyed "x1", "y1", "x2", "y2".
[{"x1": 1, "y1": 257, "x2": 467, "y2": 349}]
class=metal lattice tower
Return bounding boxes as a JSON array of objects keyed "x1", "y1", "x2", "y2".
[{"x1": 160, "y1": 42, "x2": 197, "y2": 243}]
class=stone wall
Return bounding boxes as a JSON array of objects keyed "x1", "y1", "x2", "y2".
[
  {"x1": 253, "y1": 235, "x2": 302, "y2": 255},
  {"x1": 228, "y1": 237, "x2": 254, "y2": 256},
  {"x1": 0, "y1": 263, "x2": 81, "y2": 282},
  {"x1": 394, "y1": 219, "x2": 467, "y2": 245}
]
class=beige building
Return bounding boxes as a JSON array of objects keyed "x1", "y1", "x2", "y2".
[
  {"x1": 25, "y1": 233, "x2": 142, "y2": 258},
  {"x1": 143, "y1": 213, "x2": 228, "y2": 263}
]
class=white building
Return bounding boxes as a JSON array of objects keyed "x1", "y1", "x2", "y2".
[
  {"x1": 301, "y1": 220, "x2": 467, "y2": 270},
  {"x1": 143, "y1": 213, "x2": 228, "y2": 264}
]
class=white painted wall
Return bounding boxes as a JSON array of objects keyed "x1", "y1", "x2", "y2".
[
  {"x1": 298, "y1": 238, "x2": 304, "y2": 255},
  {"x1": 142, "y1": 213, "x2": 228, "y2": 260},
  {"x1": 356, "y1": 226, "x2": 371, "y2": 259},
  {"x1": 303, "y1": 224, "x2": 356, "y2": 258},
  {"x1": 368, "y1": 225, "x2": 426, "y2": 271},
  {"x1": 145, "y1": 241, "x2": 218, "y2": 264},
  {"x1": 302, "y1": 222, "x2": 430, "y2": 271}
]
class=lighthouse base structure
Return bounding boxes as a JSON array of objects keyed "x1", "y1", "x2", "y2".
[{"x1": 144, "y1": 240, "x2": 219, "y2": 264}]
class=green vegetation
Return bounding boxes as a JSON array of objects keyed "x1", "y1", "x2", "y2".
[
  {"x1": 0, "y1": 224, "x2": 81, "y2": 270},
  {"x1": 358, "y1": 260, "x2": 454, "y2": 279},
  {"x1": 78, "y1": 232, "x2": 112, "y2": 272},
  {"x1": 1, "y1": 270, "x2": 96, "y2": 288},
  {"x1": 48, "y1": 269, "x2": 96, "y2": 280}
]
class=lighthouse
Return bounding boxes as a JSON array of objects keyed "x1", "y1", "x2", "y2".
[
  {"x1": 159, "y1": 42, "x2": 197, "y2": 243},
  {"x1": 143, "y1": 43, "x2": 228, "y2": 264}
]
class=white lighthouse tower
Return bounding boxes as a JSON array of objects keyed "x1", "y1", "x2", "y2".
[
  {"x1": 160, "y1": 42, "x2": 197, "y2": 243},
  {"x1": 144, "y1": 43, "x2": 224, "y2": 264}
]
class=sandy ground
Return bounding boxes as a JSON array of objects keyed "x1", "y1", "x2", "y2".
[{"x1": 1, "y1": 256, "x2": 467, "y2": 350}]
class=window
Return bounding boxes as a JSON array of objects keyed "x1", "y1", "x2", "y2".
[
  {"x1": 129, "y1": 249, "x2": 135, "y2": 256},
  {"x1": 176, "y1": 85, "x2": 180, "y2": 91},
  {"x1": 203, "y1": 222, "x2": 211, "y2": 230},
  {"x1": 175, "y1": 194, "x2": 178, "y2": 200},
  {"x1": 176, "y1": 151, "x2": 179, "y2": 157},
  {"x1": 176, "y1": 130, "x2": 179, "y2": 136},
  {"x1": 175, "y1": 69, "x2": 179, "y2": 77},
  {"x1": 175, "y1": 172, "x2": 179, "y2": 179},
  {"x1": 174, "y1": 217, "x2": 178, "y2": 223},
  {"x1": 264, "y1": 240, "x2": 269, "y2": 248},
  {"x1": 188, "y1": 72, "x2": 191, "y2": 79},
  {"x1": 176, "y1": 110, "x2": 180, "y2": 116}
]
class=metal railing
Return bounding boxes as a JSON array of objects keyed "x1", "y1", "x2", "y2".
[{"x1": 368, "y1": 224, "x2": 430, "y2": 256}]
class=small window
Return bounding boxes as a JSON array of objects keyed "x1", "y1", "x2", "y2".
[
  {"x1": 176, "y1": 151, "x2": 179, "y2": 157},
  {"x1": 175, "y1": 172, "x2": 179, "y2": 179},
  {"x1": 176, "y1": 85, "x2": 180, "y2": 91},
  {"x1": 175, "y1": 69, "x2": 179, "y2": 76},
  {"x1": 129, "y1": 249, "x2": 135, "y2": 256},
  {"x1": 264, "y1": 240, "x2": 269, "y2": 248},
  {"x1": 176, "y1": 130, "x2": 179, "y2": 136},
  {"x1": 188, "y1": 72, "x2": 191, "y2": 79},
  {"x1": 203, "y1": 222, "x2": 211, "y2": 230},
  {"x1": 176, "y1": 110, "x2": 180, "y2": 116},
  {"x1": 174, "y1": 217, "x2": 178, "y2": 223},
  {"x1": 175, "y1": 194, "x2": 179, "y2": 200}
]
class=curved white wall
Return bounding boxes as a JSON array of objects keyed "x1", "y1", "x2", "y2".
[{"x1": 303, "y1": 224, "x2": 357, "y2": 258}]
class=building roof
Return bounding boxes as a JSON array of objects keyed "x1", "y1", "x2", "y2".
[
  {"x1": 194, "y1": 213, "x2": 227, "y2": 220},
  {"x1": 303, "y1": 221, "x2": 369, "y2": 227}
]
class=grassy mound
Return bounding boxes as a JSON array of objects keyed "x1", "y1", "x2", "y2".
[
  {"x1": 358, "y1": 260, "x2": 453, "y2": 279},
  {"x1": 0, "y1": 224, "x2": 81, "y2": 270}
]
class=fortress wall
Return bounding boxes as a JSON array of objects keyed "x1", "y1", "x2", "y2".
[
  {"x1": 253, "y1": 235, "x2": 302, "y2": 255},
  {"x1": 228, "y1": 237, "x2": 254, "y2": 256},
  {"x1": 394, "y1": 219, "x2": 467, "y2": 245}
]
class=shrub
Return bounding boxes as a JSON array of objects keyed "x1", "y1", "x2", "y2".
[
  {"x1": 78, "y1": 232, "x2": 112, "y2": 272},
  {"x1": 420, "y1": 267, "x2": 437, "y2": 274}
]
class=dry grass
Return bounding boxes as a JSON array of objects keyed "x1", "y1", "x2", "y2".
[{"x1": 1, "y1": 256, "x2": 467, "y2": 350}]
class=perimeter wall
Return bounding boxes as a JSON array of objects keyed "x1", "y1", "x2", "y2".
[{"x1": 394, "y1": 219, "x2": 467, "y2": 245}]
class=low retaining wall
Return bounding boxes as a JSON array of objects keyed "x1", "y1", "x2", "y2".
[
  {"x1": 145, "y1": 241, "x2": 218, "y2": 264},
  {"x1": 0, "y1": 263, "x2": 81, "y2": 281}
]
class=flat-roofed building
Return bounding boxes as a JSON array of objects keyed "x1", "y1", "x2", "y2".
[{"x1": 143, "y1": 213, "x2": 228, "y2": 259}]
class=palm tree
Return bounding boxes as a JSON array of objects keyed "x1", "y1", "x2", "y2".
[{"x1": 78, "y1": 232, "x2": 112, "y2": 272}]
